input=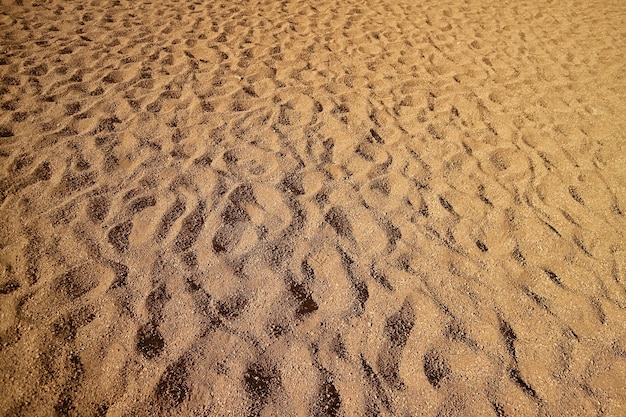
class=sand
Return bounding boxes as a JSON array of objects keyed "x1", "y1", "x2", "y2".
[{"x1": 1, "y1": 0, "x2": 625, "y2": 415}]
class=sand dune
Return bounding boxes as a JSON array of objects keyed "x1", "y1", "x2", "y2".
[{"x1": 1, "y1": 0, "x2": 625, "y2": 416}]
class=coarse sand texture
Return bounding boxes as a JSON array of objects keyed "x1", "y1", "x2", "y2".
[{"x1": 1, "y1": 0, "x2": 625, "y2": 416}]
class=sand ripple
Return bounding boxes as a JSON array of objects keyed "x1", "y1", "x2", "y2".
[{"x1": 1, "y1": 0, "x2": 625, "y2": 416}]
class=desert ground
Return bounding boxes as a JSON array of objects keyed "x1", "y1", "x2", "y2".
[{"x1": 1, "y1": 0, "x2": 625, "y2": 416}]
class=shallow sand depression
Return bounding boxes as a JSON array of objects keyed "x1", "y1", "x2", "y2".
[{"x1": 1, "y1": 0, "x2": 626, "y2": 416}]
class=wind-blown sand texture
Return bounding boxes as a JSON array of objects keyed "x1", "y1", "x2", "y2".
[{"x1": 1, "y1": 0, "x2": 626, "y2": 415}]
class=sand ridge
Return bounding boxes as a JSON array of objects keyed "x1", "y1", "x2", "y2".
[{"x1": 1, "y1": 0, "x2": 625, "y2": 416}]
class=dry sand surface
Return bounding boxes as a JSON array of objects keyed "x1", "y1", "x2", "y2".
[{"x1": 1, "y1": 0, "x2": 626, "y2": 415}]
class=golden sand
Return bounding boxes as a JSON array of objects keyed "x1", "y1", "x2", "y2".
[{"x1": 1, "y1": 0, "x2": 625, "y2": 415}]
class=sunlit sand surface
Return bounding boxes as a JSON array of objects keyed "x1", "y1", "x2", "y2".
[{"x1": 1, "y1": 0, "x2": 625, "y2": 415}]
